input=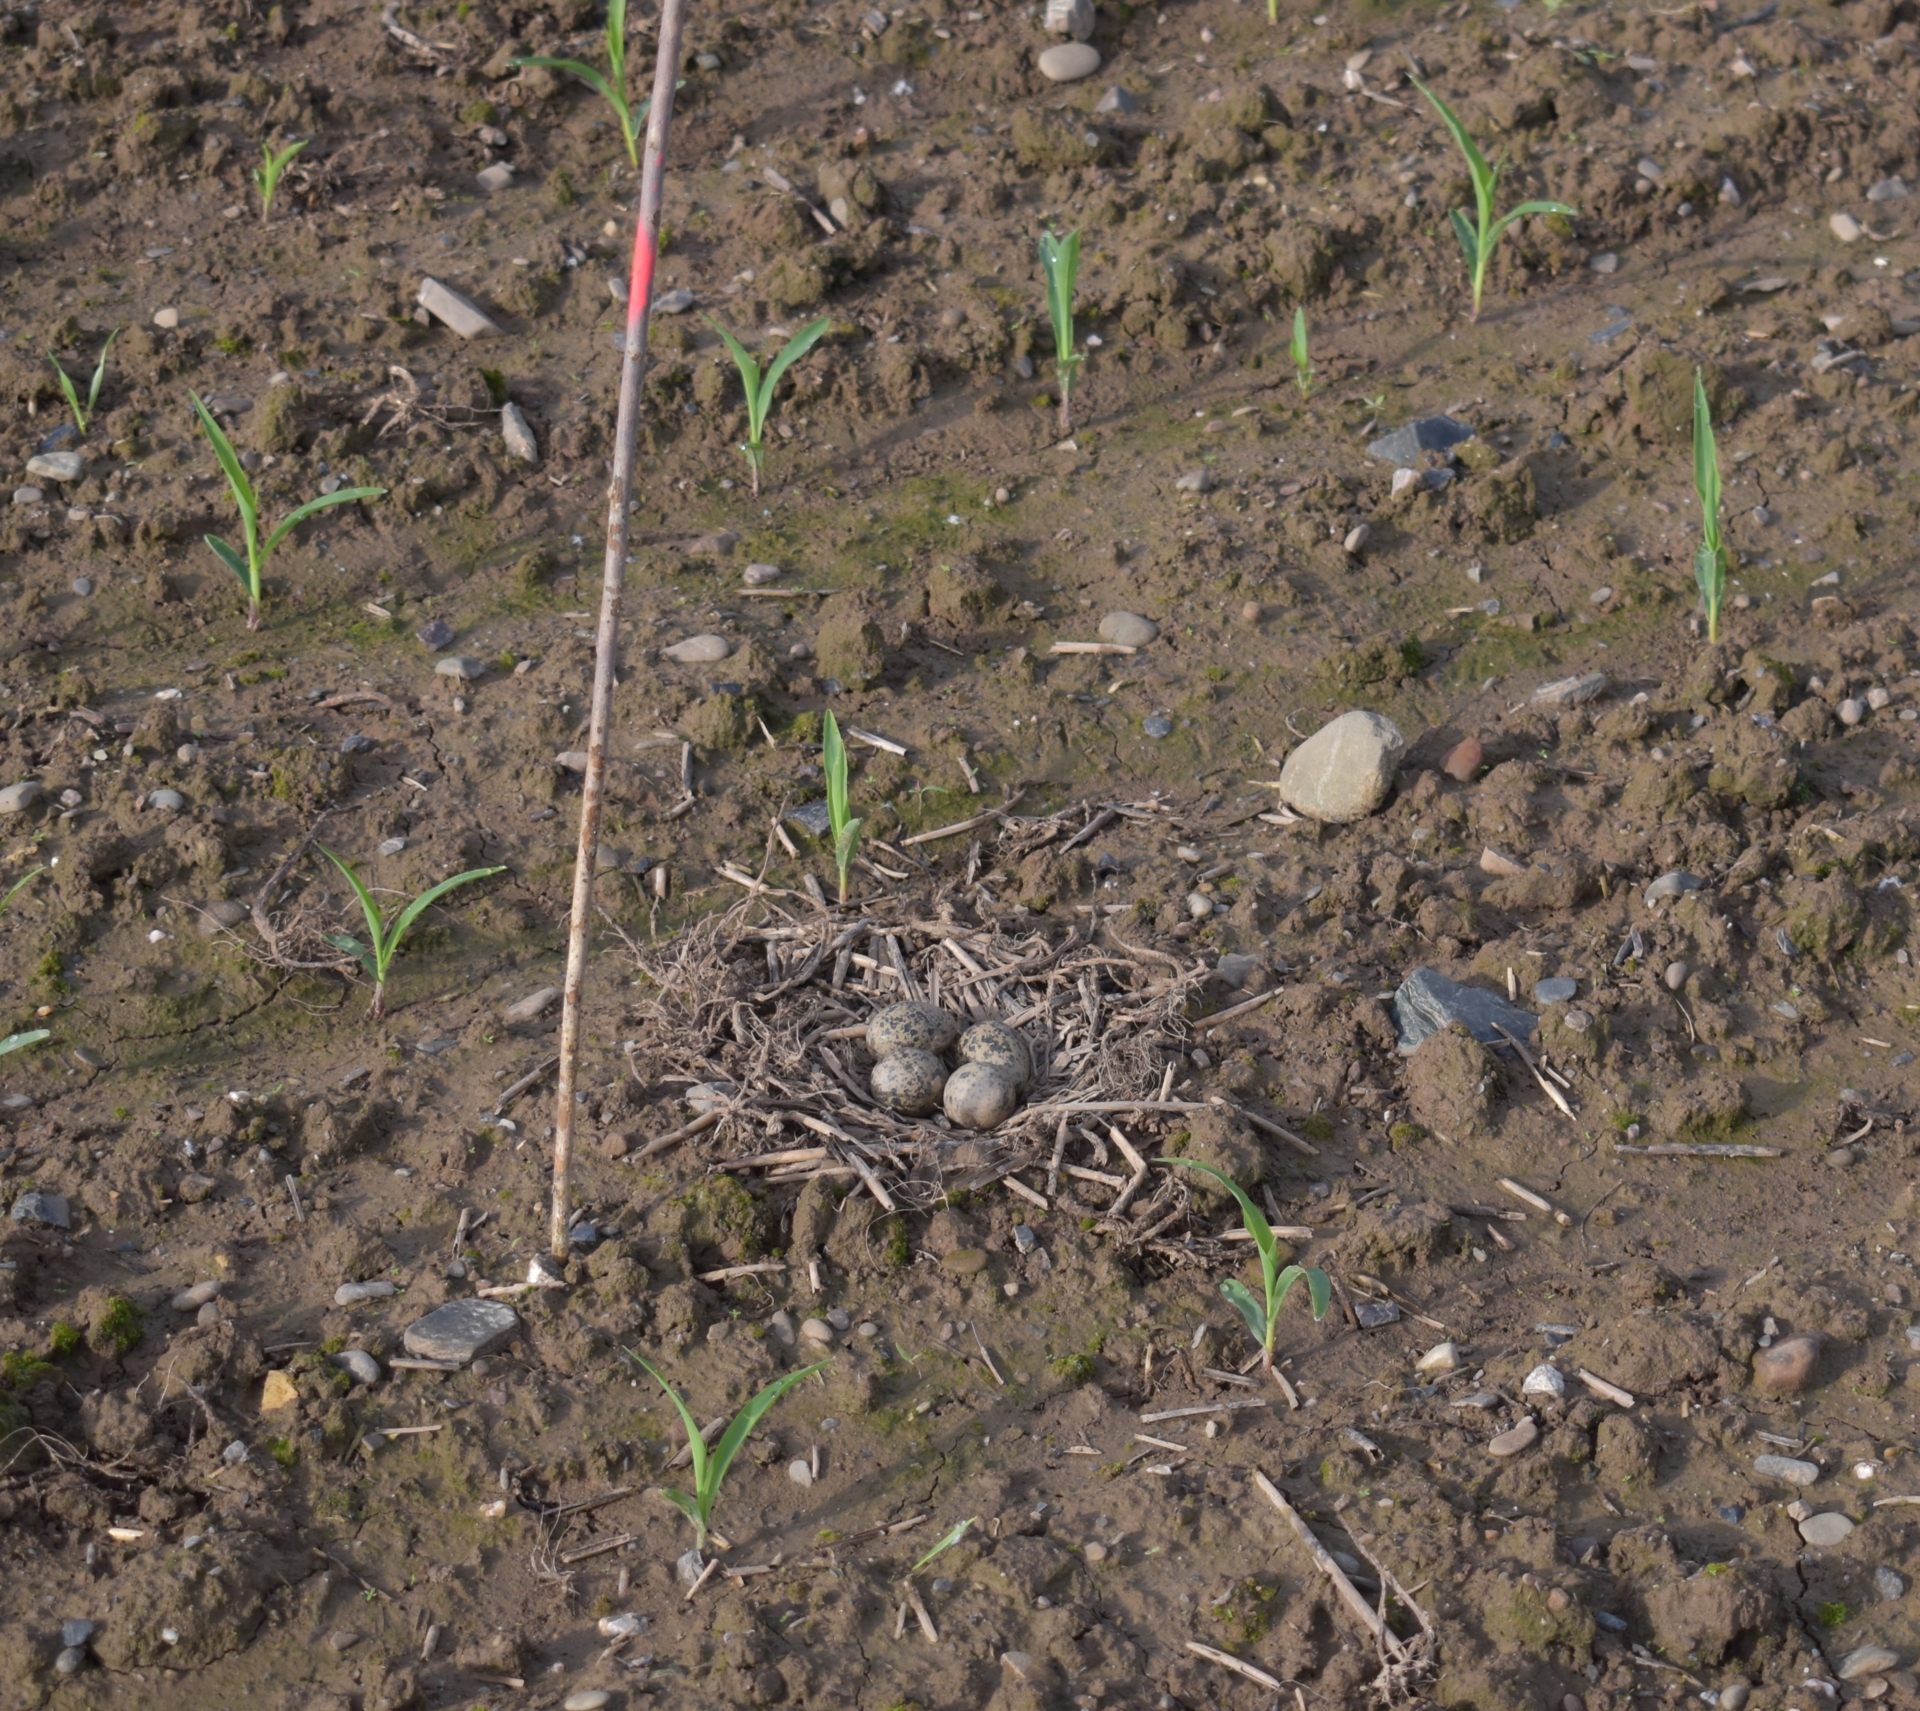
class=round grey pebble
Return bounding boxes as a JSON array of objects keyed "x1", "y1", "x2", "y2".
[
  {"x1": 1664, "y1": 959, "x2": 1690, "y2": 991},
  {"x1": 1143, "y1": 716, "x2": 1174, "y2": 739},
  {"x1": 867, "y1": 1001, "x2": 959, "y2": 1057},
  {"x1": 172, "y1": 1280, "x2": 221, "y2": 1311},
  {"x1": 71, "y1": 577, "x2": 93, "y2": 596},
  {"x1": 1868, "y1": 685, "x2": 1891, "y2": 711},
  {"x1": 1877, "y1": 1566, "x2": 1906, "y2": 1601},
  {"x1": 434, "y1": 655, "x2": 486, "y2": 680},
  {"x1": 1097, "y1": 611, "x2": 1158, "y2": 648},
  {"x1": 61, "y1": 1619, "x2": 95, "y2": 1648},
  {"x1": 54, "y1": 1646, "x2": 84, "y2": 1676},
  {"x1": 1037, "y1": 40, "x2": 1101, "y2": 80},
  {"x1": 176, "y1": 743, "x2": 201, "y2": 764},
  {"x1": 1535, "y1": 977, "x2": 1578, "y2": 1004},
  {"x1": 944, "y1": 1061, "x2": 1021, "y2": 1130},
  {"x1": 870, "y1": 1048, "x2": 948, "y2": 1116},
  {"x1": 331, "y1": 1349, "x2": 381, "y2": 1386},
  {"x1": 1839, "y1": 698, "x2": 1865, "y2": 726},
  {"x1": 1186, "y1": 891, "x2": 1213, "y2": 921},
  {"x1": 958, "y1": 1020, "x2": 1031, "y2": 1091},
  {"x1": 147, "y1": 788, "x2": 186, "y2": 812}
]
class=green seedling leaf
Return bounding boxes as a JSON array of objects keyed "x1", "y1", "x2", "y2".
[
  {"x1": 703, "y1": 315, "x2": 828, "y2": 494},
  {"x1": 315, "y1": 846, "x2": 502, "y2": 1016},
  {"x1": 0, "y1": 1029, "x2": 50, "y2": 1057},
  {"x1": 912, "y1": 1517, "x2": 976, "y2": 1574},
  {"x1": 1289, "y1": 305, "x2": 1313, "y2": 399},
  {"x1": 1038, "y1": 227, "x2": 1085, "y2": 431},
  {"x1": 628, "y1": 1351, "x2": 828, "y2": 1548},
  {"x1": 46, "y1": 331, "x2": 115, "y2": 437},
  {"x1": 191, "y1": 391, "x2": 384, "y2": 628},
  {"x1": 0, "y1": 868, "x2": 45, "y2": 915},
  {"x1": 822, "y1": 710, "x2": 862, "y2": 904},
  {"x1": 1692, "y1": 367, "x2": 1727, "y2": 642},
  {"x1": 515, "y1": 0, "x2": 646, "y2": 165},
  {"x1": 1219, "y1": 1277, "x2": 1269, "y2": 1345},
  {"x1": 1164, "y1": 1155, "x2": 1330, "y2": 1369},
  {"x1": 1414, "y1": 77, "x2": 1576, "y2": 320},
  {"x1": 253, "y1": 137, "x2": 308, "y2": 222}
]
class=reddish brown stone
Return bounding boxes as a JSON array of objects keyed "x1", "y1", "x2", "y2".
[{"x1": 1443, "y1": 737, "x2": 1484, "y2": 782}]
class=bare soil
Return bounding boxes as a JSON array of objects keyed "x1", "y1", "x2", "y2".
[{"x1": 3, "y1": 0, "x2": 1920, "y2": 1706}]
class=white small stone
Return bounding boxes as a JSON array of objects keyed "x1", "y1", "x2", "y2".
[
  {"x1": 1830, "y1": 211, "x2": 1865, "y2": 243},
  {"x1": 476, "y1": 162, "x2": 516, "y2": 192},
  {"x1": 500, "y1": 401, "x2": 539, "y2": 464},
  {"x1": 153, "y1": 306, "x2": 180, "y2": 330},
  {"x1": 1391, "y1": 467, "x2": 1418, "y2": 495},
  {"x1": 1037, "y1": 41, "x2": 1101, "y2": 81},
  {"x1": 1521, "y1": 1363, "x2": 1566, "y2": 1399},
  {"x1": 331, "y1": 1349, "x2": 381, "y2": 1385},
  {"x1": 1839, "y1": 698, "x2": 1865, "y2": 726},
  {"x1": 564, "y1": 1692, "x2": 613, "y2": 1711},
  {"x1": 417, "y1": 276, "x2": 504, "y2": 339},
  {"x1": 1185, "y1": 891, "x2": 1213, "y2": 921},
  {"x1": 788, "y1": 1458, "x2": 814, "y2": 1487},
  {"x1": 1343, "y1": 524, "x2": 1370, "y2": 555},
  {"x1": 25, "y1": 452, "x2": 83, "y2": 483},
  {"x1": 663, "y1": 634, "x2": 732, "y2": 664},
  {"x1": 743, "y1": 562, "x2": 782, "y2": 585},
  {"x1": 1868, "y1": 685, "x2": 1891, "y2": 710},
  {"x1": 1414, "y1": 1342, "x2": 1460, "y2": 1376},
  {"x1": 147, "y1": 788, "x2": 186, "y2": 812}
]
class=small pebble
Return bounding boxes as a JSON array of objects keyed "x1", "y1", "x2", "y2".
[
  {"x1": 1664, "y1": 960, "x2": 1690, "y2": 991},
  {"x1": 71, "y1": 576, "x2": 93, "y2": 596},
  {"x1": 54, "y1": 1647, "x2": 84, "y2": 1676},
  {"x1": 1488, "y1": 1417, "x2": 1539, "y2": 1458},
  {"x1": 1186, "y1": 891, "x2": 1213, "y2": 920},
  {"x1": 663, "y1": 636, "x2": 734, "y2": 666},
  {"x1": 1442, "y1": 736, "x2": 1483, "y2": 782},
  {"x1": 1083, "y1": 1541, "x2": 1108, "y2": 1563},
  {"x1": 827, "y1": 1309, "x2": 851, "y2": 1331},
  {"x1": 172, "y1": 1281, "x2": 221, "y2": 1311},
  {"x1": 799, "y1": 1317, "x2": 834, "y2": 1343},
  {"x1": 856, "y1": 1321, "x2": 878, "y2": 1338},
  {"x1": 1868, "y1": 685, "x2": 1891, "y2": 710},
  {"x1": 1098, "y1": 611, "x2": 1158, "y2": 647},
  {"x1": 1800, "y1": 1512, "x2": 1856, "y2": 1548},
  {"x1": 743, "y1": 562, "x2": 782, "y2": 585},
  {"x1": 1877, "y1": 1567, "x2": 1906, "y2": 1600},
  {"x1": 331, "y1": 1349, "x2": 381, "y2": 1386},
  {"x1": 787, "y1": 1459, "x2": 813, "y2": 1488},
  {"x1": 334, "y1": 1280, "x2": 398, "y2": 1306},
  {"x1": 564, "y1": 1692, "x2": 613, "y2": 1711},
  {"x1": 1840, "y1": 698, "x2": 1865, "y2": 726},
  {"x1": 1175, "y1": 844, "x2": 1203, "y2": 862},
  {"x1": 1535, "y1": 977, "x2": 1577, "y2": 1004},
  {"x1": 769, "y1": 1310, "x2": 796, "y2": 1347},
  {"x1": 1240, "y1": 601, "x2": 1262, "y2": 623}
]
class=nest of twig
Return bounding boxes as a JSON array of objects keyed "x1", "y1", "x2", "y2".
[{"x1": 613, "y1": 892, "x2": 1214, "y2": 1220}]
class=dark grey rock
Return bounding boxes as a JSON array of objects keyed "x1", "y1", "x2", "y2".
[
  {"x1": 11, "y1": 1190, "x2": 70, "y2": 1229},
  {"x1": 340, "y1": 734, "x2": 375, "y2": 755},
  {"x1": 418, "y1": 618, "x2": 455, "y2": 652},
  {"x1": 1535, "y1": 977, "x2": 1578, "y2": 1004},
  {"x1": 61, "y1": 1620, "x2": 95, "y2": 1648},
  {"x1": 1367, "y1": 416, "x2": 1475, "y2": 466},
  {"x1": 402, "y1": 1299, "x2": 520, "y2": 1363},
  {"x1": 1143, "y1": 716, "x2": 1174, "y2": 739},
  {"x1": 788, "y1": 800, "x2": 832, "y2": 837},
  {"x1": 1393, "y1": 967, "x2": 1537, "y2": 1055},
  {"x1": 1094, "y1": 85, "x2": 1139, "y2": 114},
  {"x1": 71, "y1": 576, "x2": 93, "y2": 596},
  {"x1": 1354, "y1": 1300, "x2": 1401, "y2": 1329}
]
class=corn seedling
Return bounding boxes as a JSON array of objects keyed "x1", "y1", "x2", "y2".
[
  {"x1": 1693, "y1": 367, "x2": 1728, "y2": 642},
  {"x1": 1412, "y1": 78, "x2": 1576, "y2": 321},
  {"x1": 1038, "y1": 227, "x2": 1084, "y2": 436},
  {"x1": 515, "y1": 0, "x2": 661, "y2": 170},
  {"x1": 316, "y1": 845, "x2": 504, "y2": 1018},
  {"x1": 47, "y1": 331, "x2": 118, "y2": 437},
  {"x1": 191, "y1": 392, "x2": 385, "y2": 630},
  {"x1": 1165, "y1": 1157, "x2": 1330, "y2": 1371},
  {"x1": 912, "y1": 1517, "x2": 976, "y2": 1573},
  {"x1": 627, "y1": 1353, "x2": 829, "y2": 1552},
  {"x1": 1290, "y1": 305, "x2": 1313, "y2": 399},
  {"x1": 704, "y1": 315, "x2": 829, "y2": 496},
  {"x1": 253, "y1": 137, "x2": 307, "y2": 222},
  {"x1": 822, "y1": 710, "x2": 864, "y2": 906}
]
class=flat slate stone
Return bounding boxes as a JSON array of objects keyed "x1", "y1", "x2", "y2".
[
  {"x1": 788, "y1": 800, "x2": 832, "y2": 836},
  {"x1": 26, "y1": 451, "x2": 84, "y2": 483},
  {"x1": 11, "y1": 1190, "x2": 70, "y2": 1229},
  {"x1": 402, "y1": 1299, "x2": 520, "y2": 1363},
  {"x1": 1535, "y1": 977, "x2": 1579, "y2": 1004},
  {"x1": 1644, "y1": 870, "x2": 1703, "y2": 907},
  {"x1": 1394, "y1": 966, "x2": 1537, "y2": 1055},
  {"x1": 1531, "y1": 672, "x2": 1610, "y2": 707},
  {"x1": 1367, "y1": 416, "x2": 1476, "y2": 466}
]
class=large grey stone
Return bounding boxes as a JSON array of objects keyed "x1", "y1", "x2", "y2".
[
  {"x1": 1393, "y1": 967, "x2": 1537, "y2": 1055},
  {"x1": 663, "y1": 634, "x2": 732, "y2": 664},
  {"x1": 11, "y1": 1190, "x2": 70, "y2": 1229},
  {"x1": 1754, "y1": 1453, "x2": 1820, "y2": 1486},
  {"x1": 26, "y1": 451, "x2": 84, "y2": 483},
  {"x1": 1097, "y1": 611, "x2": 1158, "y2": 647},
  {"x1": 1044, "y1": 0, "x2": 1094, "y2": 38},
  {"x1": 1278, "y1": 709, "x2": 1405, "y2": 823},
  {"x1": 402, "y1": 1299, "x2": 520, "y2": 1362},
  {"x1": 1799, "y1": 1511, "x2": 1855, "y2": 1547},
  {"x1": 1839, "y1": 1645, "x2": 1900, "y2": 1680},
  {"x1": 1367, "y1": 416, "x2": 1476, "y2": 466},
  {"x1": 435, "y1": 655, "x2": 486, "y2": 680},
  {"x1": 0, "y1": 781, "x2": 43, "y2": 814},
  {"x1": 331, "y1": 1349, "x2": 381, "y2": 1386},
  {"x1": 1037, "y1": 42, "x2": 1101, "y2": 81},
  {"x1": 416, "y1": 277, "x2": 504, "y2": 339}
]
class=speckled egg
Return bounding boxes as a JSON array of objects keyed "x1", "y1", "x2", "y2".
[
  {"x1": 870, "y1": 1048, "x2": 948, "y2": 1116},
  {"x1": 867, "y1": 1002, "x2": 960, "y2": 1058},
  {"x1": 943, "y1": 1061, "x2": 1021, "y2": 1131},
  {"x1": 958, "y1": 1019, "x2": 1031, "y2": 1091}
]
